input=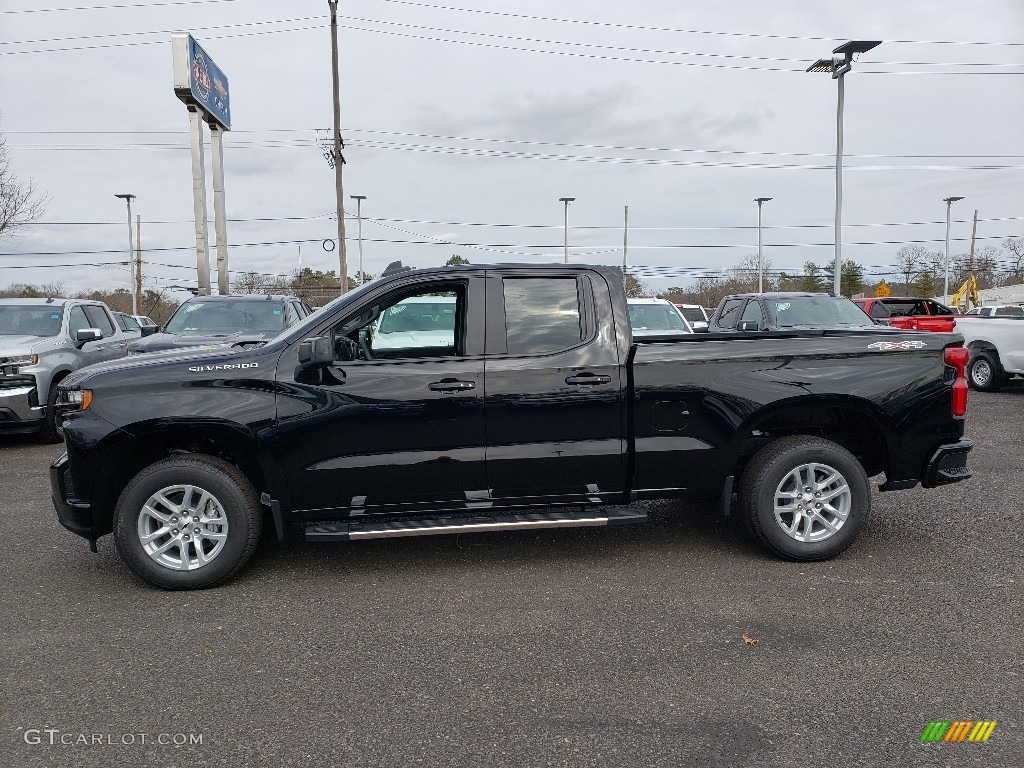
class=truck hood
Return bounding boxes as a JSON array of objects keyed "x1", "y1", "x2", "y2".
[
  {"x1": 0, "y1": 335, "x2": 56, "y2": 354},
  {"x1": 60, "y1": 344, "x2": 265, "y2": 390},
  {"x1": 130, "y1": 330, "x2": 269, "y2": 354}
]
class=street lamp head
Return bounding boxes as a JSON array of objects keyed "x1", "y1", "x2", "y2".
[
  {"x1": 754, "y1": 197, "x2": 773, "y2": 204},
  {"x1": 114, "y1": 193, "x2": 136, "y2": 201},
  {"x1": 832, "y1": 40, "x2": 882, "y2": 56},
  {"x1": 806, "y1": 58, "x2": 835, "y2": 73},
  {"x1": 559, "y1": 197, "x2": 575, "y2": 204},
  {"x1": 944, "y1": 196, "x2": 965, "y2": 203},
  {"x1": 350, "y1": 195, "x2": 366, "y2": 201}
]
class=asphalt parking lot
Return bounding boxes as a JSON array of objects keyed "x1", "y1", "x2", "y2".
[{"x1": 1, "y1": 387, "x2": 1021, "y2": 768}]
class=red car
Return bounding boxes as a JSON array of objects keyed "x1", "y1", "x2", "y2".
[{"x1": 853, "y1": 297, "x2": 957, "y2": 333}]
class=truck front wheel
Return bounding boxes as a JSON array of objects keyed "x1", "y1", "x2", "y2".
[
  {"x1": 739, "y1": 436, "x2": 870, "y2": 561},
  {"x1": 113, "y1": 455, "x2": 263, "y2": 589}
]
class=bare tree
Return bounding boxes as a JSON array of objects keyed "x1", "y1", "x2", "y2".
[
  {"x1": 1003, "y1": 237, "x2": 1024, "y2": 284},
  {"x1": 895, "y1": 245, "x2": 928, "y2": 293},
  {"x1": 0, "y1": 133, "x2": 48, "y2": 239}
]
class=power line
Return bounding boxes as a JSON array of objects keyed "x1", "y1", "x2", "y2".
[
  {"x1": 18, "y1": 214, "x2": 1024, "y2": 231},
  {"x1": 370, "y1": 0, "x2": 1024, "y2": 48},
  {"x1": 3, "y1": 233, "x2": 1016, "y2": 259},
  {"x1": 1, "y1": 0, "x2": 247, "y2": 13},
  {"x1": 10, "y1": 128, "x2": 1023, "y2": 160},
  {"x1": 3, "y1": 15, "x2": 1020, "y2": 75}
]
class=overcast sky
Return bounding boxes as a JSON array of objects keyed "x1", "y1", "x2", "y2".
[{"x1": 1, "y1": 0, "x2": 1022, "y2": 299}]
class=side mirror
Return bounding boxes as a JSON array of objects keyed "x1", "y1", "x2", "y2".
[
  {"x1": 736, "y1": 320, "x2": 760, "y2": 332},
  {"x1": 76, "y1": 328, "x2": 102, "y2": 345},
  {"x1": 297, "y1": 336, "x2": 333, "y2": 368},
  {"x1": 694, "y1": 326, "x2": 710, "y2": 333}
]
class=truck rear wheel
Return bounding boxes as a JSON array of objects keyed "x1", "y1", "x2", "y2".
[
  {"x1": 967, "y1": 351, "x2": 1005, "y2": 392},
  {"x1": 739, "y1": 436, "x2": 869, "y2": 561},
  {"x1": 113, "y1": 455, "x2": 262, "y2": 589}
]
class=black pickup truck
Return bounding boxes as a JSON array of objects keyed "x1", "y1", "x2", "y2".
[{"x1": 51, "y1": 265, "x2": 973, "y2": 589}]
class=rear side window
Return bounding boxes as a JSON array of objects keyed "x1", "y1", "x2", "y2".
[
  {"x1": 502, "y1": 278, "x2": 583, "y2": 355},
  {"x1": 715, "y1": 299, "x2": 745, "y2": 329}
]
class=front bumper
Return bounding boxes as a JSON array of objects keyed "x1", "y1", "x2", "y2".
[
  {"x1": 50, "y1": 452, "x2": 94, "y2": 541},
  {"x1": 921, "y1": 439, "x2": 973, "y2": 488},
  {"x1": 0, "y1": 384, "x2": 44, "y2": 433}
]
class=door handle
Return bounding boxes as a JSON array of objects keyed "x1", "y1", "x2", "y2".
[
  {"x1": 565, "y1": 373, "x2": 611, "y2": 386},
  {"x1": 429, "y1": 379, "x2": 476, "y2": 392}
]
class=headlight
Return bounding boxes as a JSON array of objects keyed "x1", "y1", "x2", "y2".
[
  {"x1": 64, "y1": 389, "x2": 93, "y2": 410},
  {"x1": 1, "y1": 354, "x2": 38, "y2": 368}
]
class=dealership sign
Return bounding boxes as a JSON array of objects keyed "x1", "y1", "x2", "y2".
[{"x1": 171, "y1": 34, "x2": 230, "y2": 129}]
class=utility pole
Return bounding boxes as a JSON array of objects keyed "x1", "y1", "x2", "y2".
[
  {"x1": 135, "y1": 214, "x2": 142, "y2": 312},
  {"x1": 351, "y1": 194, "x2": 366, "y2": 284},
  {"x1": 328, "y1": 0, "x2": 349, "y2": 294}
]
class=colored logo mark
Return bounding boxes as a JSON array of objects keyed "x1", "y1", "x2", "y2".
[{"x1": 921, "y1": 721, "x2": 997, "y2": 742}]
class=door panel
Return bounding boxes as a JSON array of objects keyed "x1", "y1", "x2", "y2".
[
  {"x1": 483, "y1": 274, "x2": 626, "y2": 505},
  {"x1": 275, "y1": 276, "x2": 487, "y2": 516}
]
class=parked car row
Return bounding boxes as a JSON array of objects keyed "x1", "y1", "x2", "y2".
[{"x1": 0, "y1": 293, "x2": 313, "y2": 442}]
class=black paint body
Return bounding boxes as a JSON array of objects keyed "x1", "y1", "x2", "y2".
[{"x1": 51, "y1": 265, "x2": 971, "y2": 543}]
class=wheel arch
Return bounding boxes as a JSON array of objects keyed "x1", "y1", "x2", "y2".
[
  {"x1": 731, "y1": 395, "x2": 891, "y2": 482},
  {"x1": 89, "y1": 420, "x2": 273, "y2": 535}
]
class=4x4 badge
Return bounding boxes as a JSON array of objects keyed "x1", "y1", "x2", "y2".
[{"x1": 868, "y1": 340, "x2": 927, "y2": 350}]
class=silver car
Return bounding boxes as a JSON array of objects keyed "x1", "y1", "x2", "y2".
[{"x1": 0, "y1": 299, "x2": 129, "y2": 441}]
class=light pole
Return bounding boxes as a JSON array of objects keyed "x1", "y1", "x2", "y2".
[
  {"x1": 754, "y1": 197, "x2": 772, "y2": 292},
  {"x1": 943, "y1": 196, "x2": 965, "y2": 307},
  {"x1": 559, "y1": 197, "x2": 575, "y2": 264},
  {"x1": 350, "y1": 195, "x2": 366, "y2": 284},
  {"x1": 114, "y1": 193, "x2": 137, "y2": 314},
  {"x1": 807, "y1": 40, "x2": 881, "y2": 295}
]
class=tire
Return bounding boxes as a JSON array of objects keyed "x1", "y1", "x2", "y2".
[
  {"x1": 738, "y1": 435, "x2": 870, "y2": 561},
  {"x1": 967, "y1": 352, "x2": 1005, "y2": 392},
  {"x1": 113, "y1": 455, "x2": 262, "y2": 589},
  {"x1": 36, "y1": 380, "x2": 65, "y2": 444}
]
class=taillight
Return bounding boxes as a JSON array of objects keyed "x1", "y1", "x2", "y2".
[{"x1": 944, "y1": 346, "x2": 969, "y2": 417}]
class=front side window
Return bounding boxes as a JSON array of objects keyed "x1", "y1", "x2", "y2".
[
  {"x1": 83, "y1": 305, "x2": 115, "y2": 336},
  {"x1": 740, "y1": 300, "x2": 764, "y2": 327},
  {"x1": 868, "y1": 301, "x2": 891, "y2": 319},
  {"x1": 716, "y1": 299, "x2": 745, "y2": 329},
  {"x1": 332, "y1": 285, "x2": 465, "y2": 361},
  {"x1": 68, "y1": 306, "x2": 89, "y2": 336},
  {"x1": 503, "y1": 278, "x2": 583, "y2": 355}
]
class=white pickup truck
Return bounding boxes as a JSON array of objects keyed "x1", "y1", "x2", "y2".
[{"x1": 954, "y1": 316, "x2": 1024, "y2": 391}]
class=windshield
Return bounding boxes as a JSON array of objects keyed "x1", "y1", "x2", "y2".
[
  {"x1": 629, "y1": 304, "x2": 691, "y2": 333},
  {"x1": 0, "y1": 305, "x2": 63, "y2": 337},
  {"x1": 678, "y1": 307, "x2": 706, "y2": 322},
  {"x1": 163, "y1": 299, "x2": 288, "y2": 335},
  {"x1": 767, "y1": 297, "x2": 875, "y2": 327}
]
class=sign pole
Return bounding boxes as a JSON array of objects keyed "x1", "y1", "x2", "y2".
[
  {"x1": 210, "y1": 123, "x2": 229, "y2": 295},
  {"x1": 187, "y1": 106, "x2": 211, "y2": 296}
]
